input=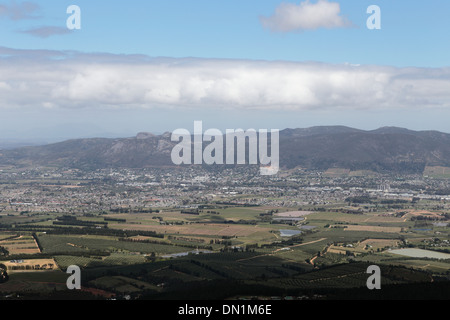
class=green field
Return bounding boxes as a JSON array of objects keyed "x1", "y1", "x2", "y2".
[{"x1": 0, "y1": 201, "x2": 449, "y2": 300}]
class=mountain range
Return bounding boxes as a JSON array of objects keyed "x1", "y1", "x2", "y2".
[{"x1": 1, "y1": 126, "x2": 450, "y2": 173}]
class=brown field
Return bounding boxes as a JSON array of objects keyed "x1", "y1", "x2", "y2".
[
  {"x1": 362, "y1": 214, "x2": 407, "y2": 223},
  {"x1": 403, "y1": 210, "x2": 443, "y2": 220},
  {"x1": 326, "y1": 245, "x2": 363, "y2": 256},
  {"x1": 356, "y1": 239, "x2": 400, "y2": 250},
  {"x1": 343, "y1": 225, "x2": 403, "y2": 233},
  {"x1": 110, "y1": 223, "x2": 270, "y2": 237},
  {"x1": 327, "y1": 247, "x2": 351, "y2": 255},
  {"x1": 0, "y1": 236, "x2": 40, "y2": 255}
]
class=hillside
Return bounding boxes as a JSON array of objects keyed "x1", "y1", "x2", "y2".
[{"x1": 1, "y1": 126, "x2": 450, "y2": 173}]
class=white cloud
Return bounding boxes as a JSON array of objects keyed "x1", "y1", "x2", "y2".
[
  {"x1": 0, "y1": 47, "x2": 450, "y2": 113},
  {"x1": 260, "y1": 0, "x2": 352, "y2": 32}
]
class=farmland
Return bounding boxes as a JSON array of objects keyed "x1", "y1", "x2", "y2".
[
  {"x1": 0, "y1": 234, "x2": 40, "y2": 255},
  {"x1": 0, "y1": 166, "x2": 449, "y2": 300},
  {"x1": 0, "y1": 202, "x2": 448, "y2": 299},
  {"x1": 1, "y1": 259, "x2": 58, "y2": 272}
]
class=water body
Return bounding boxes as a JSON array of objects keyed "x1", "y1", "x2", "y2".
[
  {"x1": 389, "y1": 248, "x2": 450, "y2": 260},
  {"x1": 433, "y1": 222, "x2": 448, "y2": 227},
  {"x1": 273, "y1": 217, "x2": 305, "y2": 222},
  {"x1": 162, "y1": 250, "x2": 214, "y2": 259},
  {"x1": 299, "y1": 225, "x2": 316, "y2": 230},
  {"x1": 279, "y1": 229, "x2": 302, "y2": 237}
]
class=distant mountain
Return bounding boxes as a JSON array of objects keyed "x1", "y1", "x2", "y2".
[
  {"x1": 279, "y1": 128, "x2": 450, "y2": 173},
  {"x1": 281, "y1": 125, "x2": 364, "y2": 137},
  {"x1": 2, "y1": 126, "x2": 450, "y2": 173},
  {"x1": 0, "y1": 135, "x2": 174, "y2": 169},
  {"x1": 0, "y1": 140, "x2": 50, "y2": 150}
]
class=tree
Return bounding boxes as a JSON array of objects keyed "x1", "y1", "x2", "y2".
[
  {"x1": 0, "y1": 264, "x2": 9, "y2": 283},
  {"x1": 0, "y1": 246, "x2": 9, "y2": 256}
]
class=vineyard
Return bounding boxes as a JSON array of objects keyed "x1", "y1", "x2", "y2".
[
  {"x1": 0, "y1": 200, "x2": 448, "y2": 300},
  {"x1": 37, "y1": 234, "x2": 187, "y2": 256}
]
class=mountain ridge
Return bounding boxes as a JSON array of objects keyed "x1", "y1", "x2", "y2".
[{"x1": 1, "y1": 126, "x2": 450, "y2": 173}]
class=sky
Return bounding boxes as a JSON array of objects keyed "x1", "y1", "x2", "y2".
[{"x1": 1, "y1": 0, "x2": 450, "y2": 143}]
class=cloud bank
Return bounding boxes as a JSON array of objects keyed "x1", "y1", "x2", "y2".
[
  {"x1": 260, "y1": 0, "x2": 352, "y2": 32},
  {"x1": 0, "y1": 47, "x2": 450, "y2": 113}
]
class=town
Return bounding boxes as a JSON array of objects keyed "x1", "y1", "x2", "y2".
[{"x1": 1, "y1": 166, "x2": 450, "y2": 215}]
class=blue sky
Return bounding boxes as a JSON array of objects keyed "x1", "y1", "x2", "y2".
[
  {"x1": 2, "y1": 0, "x2": 450, "y2": 67},
  {"x1": 1, "y1": 0, "x2": 450, "y2": 142}
]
